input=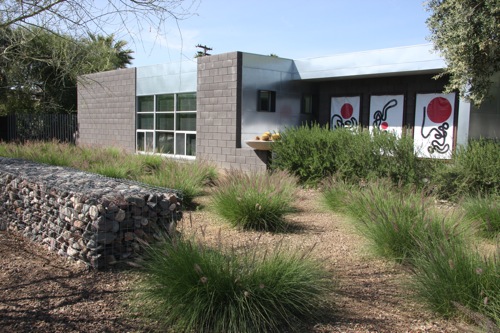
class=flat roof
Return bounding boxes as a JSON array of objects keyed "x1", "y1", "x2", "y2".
[{"x1": 292, "y1": 44, "x2": 446, "y2": 80}]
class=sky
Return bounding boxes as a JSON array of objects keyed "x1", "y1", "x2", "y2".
[{"x1": 122, "y1": 0, "x2": 433, "y2": 68}]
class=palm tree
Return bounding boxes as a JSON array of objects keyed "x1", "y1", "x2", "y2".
[{"x1": 88, "y1": 33, "x2": 134, "y2": 69}]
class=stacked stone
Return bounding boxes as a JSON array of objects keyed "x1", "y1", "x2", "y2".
[{"x1": 0, "y1": 157, "x2": 182, "y2": 269}]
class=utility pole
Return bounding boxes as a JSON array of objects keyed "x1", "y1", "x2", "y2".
[{"x1": 195, "y1": 44, "x2": 212, "y2": 57}]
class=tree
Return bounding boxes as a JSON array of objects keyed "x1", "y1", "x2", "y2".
[
  {"x1": 426, "y1": 0, "x2": 500, "y2": 106},
  {"x1": 0, "y1": 0, "x2": 198, "y2": 38},
  {"x1": 0, "y1": 0, "x2": 198, "y2": 114},
  {"x1": 0, "y1": 27, "x2": 134, "y2": 114}
]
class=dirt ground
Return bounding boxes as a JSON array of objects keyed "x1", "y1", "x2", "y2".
[{"x1": 0, "y1": 189, "x2": 481, "y2": 333}]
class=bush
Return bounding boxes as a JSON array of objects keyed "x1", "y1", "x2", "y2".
[
  {"x1": 462, "y1": 195, "x2": 500, "y2": 238},
  {"x1": 133, "y1": 235, "x2": 331, "y2": 333},
  {"x1": 323, "y1": 179, "x2": 467, "y2": 264},
  {"x1": 271, "y1": 124, "x2": 432, "y2": 187},
  {"x1": 211, "y1": 170, "x2": 298, "y2": 231},
  {"x1": 371, "y1": 131, "x2": 435, "y2": 187},
  {"x1": 411, "y1": 233, "x2": 500, "y2": 328},
  {"x1": 270, "y1": 123, "x2": 340, "y2": 185},
  {"x1": 432, "y1": 139, "x2": 500, "y2": 199}
]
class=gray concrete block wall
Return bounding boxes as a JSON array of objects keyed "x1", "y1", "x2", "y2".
[
  {"x1": 197, "y1": 53, "x2": 268, "y2": 171},
  {"x1": 77, "y1": 68, "x2": 136, "y2": 153}
]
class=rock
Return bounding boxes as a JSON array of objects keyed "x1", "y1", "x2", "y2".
[
  {"x1": 114, "y1": 209, "x2": 126, "y2": 222},
  {"x1": 124, "y1": 232, "x2": 135, "y2": 241},
  {"x1": 73, "y1": 220, "x2": 86, "y2": 229},
  {"x1": 74, "y1": 203, "x2": 83, "y2": 213},
  {"x1": 88, "y1": 205, "x2": 99, "y2": 220},
  {"x1": 96, "y1": 232, "x2": 116, "y2": 245},
  {"x1": 68, "y1": 246, "x2": 80, "y2": 257},
  {"x1": 126, "y1": 196, "x2": 145, "y2": 207},
  {"x1": 106, "y1": 255, "x2": 117, "y2": 265}
]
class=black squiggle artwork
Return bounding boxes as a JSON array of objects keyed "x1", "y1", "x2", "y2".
[
  {"x1": 331, "y1": 114, "x2": 358, "y2": 129},
  {"x1": 421, "y1": 106, "x2": 450, "y2": 154},
  {"x1": 373, "y1": 99, "x2": 397, "y2": 129}
]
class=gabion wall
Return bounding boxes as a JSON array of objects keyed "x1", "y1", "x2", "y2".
[{"x1": 0, "y1": 157, "x2": 182, "y2": 269}]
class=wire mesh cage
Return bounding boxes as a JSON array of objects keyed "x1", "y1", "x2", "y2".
[{"x1": 0, "y1": 157, "x2": 182, "y2": 269}]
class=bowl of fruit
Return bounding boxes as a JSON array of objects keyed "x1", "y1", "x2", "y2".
[{"x1": 245, "y1": 131, "x2": 281, "y2": 150}]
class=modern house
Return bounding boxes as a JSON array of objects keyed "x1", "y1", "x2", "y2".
[{"x1": 77, "y1": 44, "x2": 500, "y2": 171}]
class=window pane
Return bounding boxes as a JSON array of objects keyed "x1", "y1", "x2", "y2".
[
  {"x1": 177, "y1": 93, "x2": 196, "y2": 111},
  {"x1": 301, "y1": 94, "x2": 313, "y2": 114},
  {"x1": 176, "y1": 113, "x2": 196, "y2": 131},
  {"x1": 156, "y1": 132, "x2": 174, "y2": 154},
  {"x1": 186, "y1": 133, "x2": 196, "y2": 156},
  {"x1": 145, "y1": 132, "x2": 154, "y2": 152},
  {"x1": 138, "y1": 96, "x2": 154, "y2": 112},
  {"x1": 138, "y1": 114, "x2": 154, "y2": 129},
  {"x1": 157, "y1": 114, "x2": 174, "y2": 130},
  {"x1": 157, "y1": 94, "x2": 174, "y2": 112},
  {"x1": 176, "y1": 133, "x2": 185, "y2": 155},
  {"x1": 258, "y1": 90, "x2": 275, "y2": 112},
  {"x1": 137, "y1": 132, "x2": 144, "y2": 151}
]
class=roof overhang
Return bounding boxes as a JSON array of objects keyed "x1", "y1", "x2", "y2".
[{"x1": 292, "y1": 44, "x2": 446, "y2": 80}]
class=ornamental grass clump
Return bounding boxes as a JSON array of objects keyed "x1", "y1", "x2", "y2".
[
  {"x1": 139, "y1": 158, "x2": 217, "y2": 205},
  {"x1": 326, "y1": 179, "x2": 468, "y2": 264},
  {"x1": 462, "y1": 195, "x2": 500, "y2": 238},
  {"x1": 211, "y1": 169, "x2": 298, "y2": 232},
  {"x1": 133, "y1": 234, "x2": 331, "y2": 333},
  {"x1": 320, "y1": 177, "x2": 355, "y2": 214},
  {"x1": 410, "y1": 231, "x2": 500, "y2": 329}
]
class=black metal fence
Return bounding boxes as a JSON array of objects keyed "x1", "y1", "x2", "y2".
[{"x1": 0, "y1": 113, "x2": 77, "y2": 143}]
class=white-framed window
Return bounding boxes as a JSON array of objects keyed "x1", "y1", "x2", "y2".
[{"x1": 136, "y1": 92, "x2": 196, "y2": 158}]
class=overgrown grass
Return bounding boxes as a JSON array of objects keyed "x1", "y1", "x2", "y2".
[
  {"x1": 432, "y1": 139, "x2": 500, "y2": 200},
  {"x1": 139, "y1": 158, "x2": 217, "y2": 205},
  {"x1": 132, "y1": 234, "x2": 331, "y2": 333},
  {"x1": 0, "y1": 140, "x2": 76, "y2": 167},
  {"x1": 462, "y1": 195, "x2": 500, "y2": 238},
  {"x1": 410, "y1": 232, "x2": 500, "y2": 329},
  {"x1": 0, "y1": 141, "x2": 218, "y2": 203},
  {"x1": 323, "y1": 178, "x2": 499, "y2": 328},
  {"x1": 321, "y1": 177, "x2": 354, "y2": 214},
  {"x1": 322, "y1": 179, "x2": 469, "y2": 265},
  {"x1": 271, "y1": 124, "x2": 433, "y2": 187},
  {"x1": 211, "y1": 170, "x2": 298, "y2": 232}
]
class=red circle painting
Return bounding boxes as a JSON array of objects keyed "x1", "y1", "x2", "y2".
[
  {"x1": 340, "y1": 103, "x2": 353, "y2": 119},
  {"x1": 381, "y1": 122, "x2": 389, "y2": 130},
  {"x1": 427, "y1": 97, "x2": 452, "y2": 124}
]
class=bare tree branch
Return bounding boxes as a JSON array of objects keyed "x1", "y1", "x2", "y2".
[{"x1": 0, "y1": 0, "x2": 199, "y2": 40}]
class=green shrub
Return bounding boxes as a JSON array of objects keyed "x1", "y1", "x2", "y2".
[
  {"x1": 462, "y1": 195, "x2": 500, "y2": 238},
  {"x1": 433, "y1": 139, "x2": 500, "y2": 199},
  {"x1": 211, "y1": 169, "x2": 297, "y2": 231},
  {"x1": 133, "y1": 235, "x2": 331, "y2": 333},
  {"x1": 371, "y1": 132, "x2": 436, "y2": 187},
  {"x1": 271, "y1": 124, "x2": 431, "y2": 187},
  {"x1": 325, "y1": 179, "x2": 467, "y2": 264},
  {"x1": 270, "y1": 123, "x2": 340, "y2": 185},
  {"x1": 411, "y1": 233, "x2": 499, "y2": 328}
]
